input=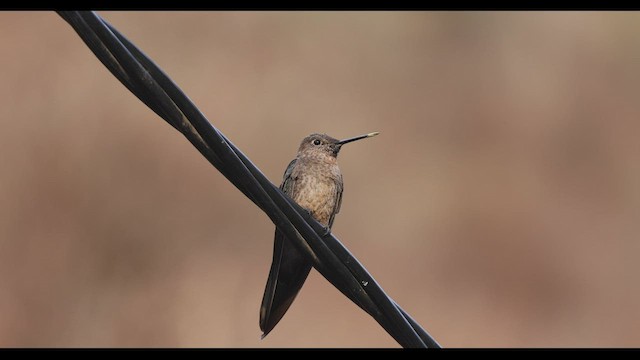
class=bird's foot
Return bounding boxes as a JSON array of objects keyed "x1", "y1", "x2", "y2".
[{"x1": 321, "y1": 226, "x2": 332, "y2": 237}]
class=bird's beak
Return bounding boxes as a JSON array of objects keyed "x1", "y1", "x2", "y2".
[{"x1": 336, "y1": 132, "x2": 380, "y2": 145}]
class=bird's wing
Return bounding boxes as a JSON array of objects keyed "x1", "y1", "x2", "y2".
[
  {"x1": 327, "y1": 173, "x2": 343, "y2": 230},
  {"x1": 259, "y1": 159, "x2": 313, "y2": 338},
  {"x1": 280, "y1": 158, "x2": 297, "y2": 195}
]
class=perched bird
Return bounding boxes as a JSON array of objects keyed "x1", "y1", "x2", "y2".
[{"x1": 260, "y1": 131, "x2": 379, "y2": 338}]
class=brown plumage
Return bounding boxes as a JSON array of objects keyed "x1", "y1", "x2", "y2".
[{"x1": 259, "y1": 132, "x2": 379, "y2": 338}]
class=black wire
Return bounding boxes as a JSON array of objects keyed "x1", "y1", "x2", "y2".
[{"x1": 57, "y1": 10, "x2": 440, "y2": 348}]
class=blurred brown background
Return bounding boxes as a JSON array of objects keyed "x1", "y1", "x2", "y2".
[{"x1": 0, "y1": 11, "x2": 639, "y2": 348}]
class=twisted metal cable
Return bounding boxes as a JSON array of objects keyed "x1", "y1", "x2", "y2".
[{"x1": 57, "y1": 11, "x2": 440, "y2": 348}]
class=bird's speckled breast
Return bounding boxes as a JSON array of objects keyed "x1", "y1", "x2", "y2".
[{"x1": 290, "y1": 160, "x2": 341, "y2": 226}]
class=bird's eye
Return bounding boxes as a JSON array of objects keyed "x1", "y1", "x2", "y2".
[{"x1": 313, "y1": 139, "x2": 321, "y2": 146}]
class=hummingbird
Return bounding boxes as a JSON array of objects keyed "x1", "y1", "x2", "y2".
[{"x1": 259, "y1": 131, "x2": 380, "y2": 338}]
